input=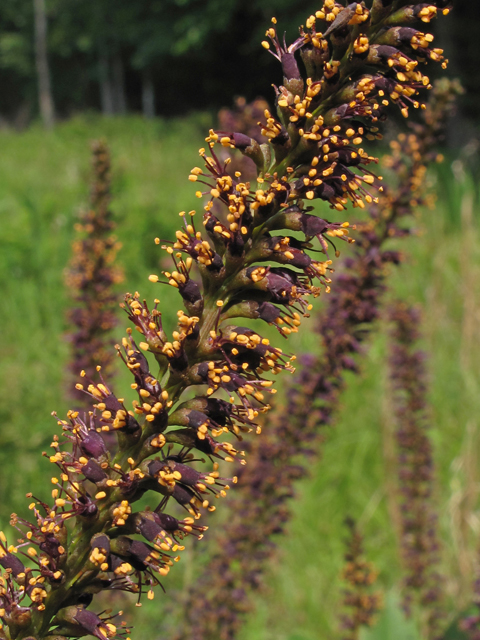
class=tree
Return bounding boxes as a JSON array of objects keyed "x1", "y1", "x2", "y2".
[{"x1": 33, "y1": 0, "x2": 55, "y2": 128}]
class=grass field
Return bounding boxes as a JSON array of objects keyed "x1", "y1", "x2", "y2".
[
  {"x1": 0, "y1": 115, "x2": 478, "y2": 640},
  {"x1": 0, "y1": 114, "x2": 210, "y2": 515}
]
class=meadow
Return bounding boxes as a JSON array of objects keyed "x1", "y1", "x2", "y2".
[{"x1": 0, "y1": 115, "x2": 478, "y2": 640}]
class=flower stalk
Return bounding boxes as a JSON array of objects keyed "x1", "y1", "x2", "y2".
[
  {"x1": 387, "y1": 301, "x2": 444, "y2": 638},
  {"x1": 0, "y1": 3, "x2": 451, "y2": 640},
  {"x1": 339, "y1": 518, "x2": 383, "y2": 640},
  {"x1": 65, "y1": 140, "x2": 123, "y2": 403},
  {"x1": 172, "y1": 76, "x2": 459, "y2": 640}
]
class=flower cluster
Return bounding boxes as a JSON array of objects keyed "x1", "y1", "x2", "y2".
[
  {"x1": 0, "y1": 3, "x2": 452, "y2": 639},
  {"x1": 172, "y1": 77, "x2": 458, "y2": 640},
  {"x1": 65, "y1": 140, "x2": 123, "y2": 402},
  {"x1": 170, "y1": 188, "x2": 394, "y2": 640},
  {"x1": 339, "y1": 518, "x2": 382, "y2": 640},
  {"x1": 387, "y1": 301, "x2": 444, "y2": 637},
  {"x1": 218, "y1": 97, "x2": 269, "y2": 142},
  {"x1": 216, "y1": 96, "x2": 270, "y2": 181}
]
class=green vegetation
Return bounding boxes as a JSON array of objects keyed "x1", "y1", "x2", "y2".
[
  {"x1": 0, "y1": 114, "x2": 210, "y2": 518},
  {"x1": 0, "y1": 115, "x2": 478, "y2": 639},
  {"x1": 1, "y1": 0, "x2": 478, "y2": 126}
]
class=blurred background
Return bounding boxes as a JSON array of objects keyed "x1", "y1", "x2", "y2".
[
  {"x1": 0, "y1": 0, "x2": 478, "y2": 134},
  {"x1": 0, "y1": 1, "x2": 479, "y2": 639}
]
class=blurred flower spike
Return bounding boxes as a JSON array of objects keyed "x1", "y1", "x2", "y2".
[
  {"x1": 171, "y1": 78, "x2": 460, "y2": 640},
  {"x1": 0, "y1": 2, "x2": 450, "y2": 639},
  {"x1": 340, "y1": 518, "x2": 383, "y2": 640},
  {"x1": 65, "y1": 140, "x2": 124, "y2": 402}
]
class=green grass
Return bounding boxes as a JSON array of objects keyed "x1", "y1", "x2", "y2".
[
  {"x1": 0, "y1": 115, "x2": 479, "y2": 640},
  {"x1": 0, "y1": 113, "x2": 211, "y2": 517}
]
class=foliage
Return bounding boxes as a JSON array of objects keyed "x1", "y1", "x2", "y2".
[{"x1": 0, "y1": 0, "x2": 478, "y2": 125}]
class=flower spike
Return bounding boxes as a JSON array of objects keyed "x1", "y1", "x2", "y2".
[{"x1": 0, "y1": 4, "x2": 452, "y2": 640}]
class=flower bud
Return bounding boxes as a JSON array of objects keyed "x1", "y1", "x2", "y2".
[
  {"x1": 75, "y1": 494, "x2": 98, "y2": 519},
  {"x1": 178, "y1": 278, "x2": 203, "y2": 306},
  {"x1": 39, "y1": 533, "x2": 64, "y2": 559},
  {"x1": 91, "y1": 533, "x2": 110, "y2": 555},
  {"x1": 0, "y1": 550, "x2": 25, "y2": 578},
  {"x1": 102, "y1": 394, "x2": 141, "y2": 436},
  {"x1": 170, "y1": 484, "x2": 198, "y2": 510},
  {"x1": 230, "y1": 133, "x2": 265, "y2": 169},
  {"x1": 282, "y1": 57, "x2": 304, "y2": 97},
  {"x1": 153, "y1": 511, "x2": 183, "y2": 533},
  {"x1": 135, "y1": 512, "x2": 163, "y2": 542},
  {"x1": 80, "y1": 431, "x2": 107, "y2": 459},
  {"x1": 53, "y1": 607, "x2": 115, "y2": 640},
  {"x1": 376, "y1": 26, "x2": 417, "y2": 46},
  {"x1": 168, "y1": 407, "x2": 210, "y2": 430},
  {"x1": 81, "y1": 459, "x2": 107, "y2": 484},
  {"x1": 133, "y1": 510, "x2": 205, "y2": 543},
  {"x1": 258, "y1": 236, "x2": 313, "y2": 269},
  {"x1": 281, "y1": 52, "x2": 301, "y2": 81},
  {"x1": 384, "y1": 5, "x2": 427, "y2": 26},
  {"x1": 128, "y1": 540, "x2": 157, "y2": 567},
  {"x1": 256, "y1": 301, "x2": 284, "y2": 324}
]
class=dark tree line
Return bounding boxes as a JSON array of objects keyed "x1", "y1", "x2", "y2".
[{"x1": 0, "y1": 0, "x2": 478, "y2": 130}]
